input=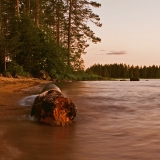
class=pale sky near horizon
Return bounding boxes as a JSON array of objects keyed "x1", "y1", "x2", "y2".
[{"x1": 82, "y1": 0, "x2": 160, "y2": 69}]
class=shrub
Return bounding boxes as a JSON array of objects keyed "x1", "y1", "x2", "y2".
[
  {"x1": 6, "y1": 61, "x2": 29, "y2": 76},
  {"x1": 64, "y1": 73, "x2": 77, "y2": 80}
]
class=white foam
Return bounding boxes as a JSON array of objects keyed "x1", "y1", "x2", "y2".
[
  {"x1": 29, "y1": 115, "x2": 35, "y2": 121},
  {"x1": 19, "y1": 94, "x2": 38, "y2": 106}
]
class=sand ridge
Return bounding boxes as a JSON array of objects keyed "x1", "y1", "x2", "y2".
[{"x1": 0, "y1": 77, "x2": 51, "y2": 118}]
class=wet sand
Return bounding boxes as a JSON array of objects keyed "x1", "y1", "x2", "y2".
[{"x1": 0, "y1": 77, "x2": 50, "y2": 118}]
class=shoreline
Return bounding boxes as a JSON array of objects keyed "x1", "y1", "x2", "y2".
[
  {"x1": 0, "y1": 77, "x2": 51, "y2": 118},
  {"x1": 1, "y1": 77, "x2": 159, "y2": 118}
]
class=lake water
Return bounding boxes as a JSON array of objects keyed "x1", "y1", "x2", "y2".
[{"x1": 1, "y1": 80, "x2": 160, "y2": 160}]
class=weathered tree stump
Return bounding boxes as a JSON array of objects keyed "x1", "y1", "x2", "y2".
[
  {"x1": 31, "y1": 85, "x2": 77, "y2": 126},
  {"x1": 37, "y1": 70, "x2": 51, "y2": 81}
]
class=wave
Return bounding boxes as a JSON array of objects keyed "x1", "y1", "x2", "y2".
[{"x1": 19, "y1": 94, "x2": 38, "y2": 107}]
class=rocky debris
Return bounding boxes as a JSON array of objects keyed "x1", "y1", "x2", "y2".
[
  {"x1": 12, "y1": 71, "x2": 19, "y2": 78},
  {"x1": 37, "y1": 70, "x2": 51, "y2": 81},
  {"x1": 3, "y1": 72, "x2": 12, "y2": 78},
  {"x1": 130, "y1": 77, "x2": 140, "y2": 81},
  {"x1": 31, "y1": 89, "x2": 77, "y2": 126}
]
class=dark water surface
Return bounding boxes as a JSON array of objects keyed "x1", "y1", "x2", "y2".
[{"x1": 1, "y1": 80, "x2": 160, "y2": 160}]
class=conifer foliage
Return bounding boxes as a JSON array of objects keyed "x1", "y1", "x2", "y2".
[
  {"x1": 86, "y1": 63, "x2": 160, "y2": 79},
  {"x1": 0, "y1": 0, "x2": 102, "y2": 75}
]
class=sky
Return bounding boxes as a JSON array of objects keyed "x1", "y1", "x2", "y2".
[{"x1": 82, "y1": 0, "x2": 160, "y2": 69}]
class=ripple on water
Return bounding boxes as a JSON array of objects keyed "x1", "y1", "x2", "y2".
[{"x1": 2, "y1": 80, "x2": 160, "y2": 160}]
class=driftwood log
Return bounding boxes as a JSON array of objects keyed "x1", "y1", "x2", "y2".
[{"x1": 31, "y1": 84, "x2": 77, "y2": 126}]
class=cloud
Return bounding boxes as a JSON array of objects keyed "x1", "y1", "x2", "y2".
[{"x1": 107, "y1": 51, "x2": 127, "y2": 55}]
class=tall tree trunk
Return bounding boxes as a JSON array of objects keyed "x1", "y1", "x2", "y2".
[
  {"x1": 68, "y1": 0, "x2": 72, "y2": 67},
  {"x1": 3, "y1": 14, "x2": 9, "y2": 72},
  {"x1": 0, "y1": 1, "x2": 1, "y2": 29},
  {"x1": 0, "y1": 1, "x2": 3, "y2": 72},
  {"x1": 27, "y1": 0, "x2": 31, "y2": 14},
  {"x1": 56, "y1": 0, "x2": 60, "y2": 45},
  {"x1": 0, "y1": 1, "x2": 7, "y2": 73},
  {"x1": 35, "y1": 0, "x2": 40, "y2": 26},
  {"x1": 16, "y1": 0, "x2": 20, "y2": 16},
  {"x1": 3, "y1": 47, "x2": 6, "y2": 72}
]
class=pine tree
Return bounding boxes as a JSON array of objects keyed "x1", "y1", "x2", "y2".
[
  {"x1": 68, "y1": 0, "x2": 102, "y2": 70},
  {"x1": 0, "y1": 0, "x2": 102, "y2": 74}
]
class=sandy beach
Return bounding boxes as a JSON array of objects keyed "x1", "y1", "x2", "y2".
[{"x1": 0, "y1": 77, "x2": 51, "y2": 118}]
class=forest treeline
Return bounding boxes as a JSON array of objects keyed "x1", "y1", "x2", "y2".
[
  {"x1": 86, "y1": 63, "x2": 160, "y2": 79},
  {"x1": 0, "y1": 0, "x2": 101, "y2": 79}
]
